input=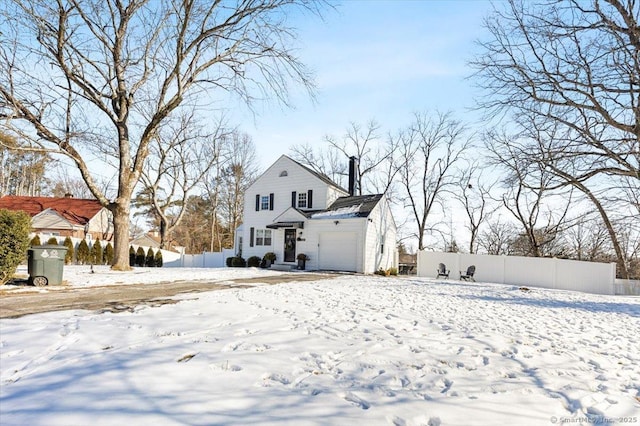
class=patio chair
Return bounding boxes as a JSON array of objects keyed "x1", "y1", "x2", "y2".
[
  {"x1": 460, "y1": 265, "x2": 476, "y2": 282},
  {"x1": 436, "y1": 263, "x2": 449, "y2": 279}
]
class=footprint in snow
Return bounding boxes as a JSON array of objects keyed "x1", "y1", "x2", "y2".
[
  {"x1": 261, "y1": 372, "x2": 290, "y2": 385},
  {"x1": 341, "y1": 391, "x2": 370, "y2": 410},
  {"x1": 388, "y1": 415, "x2": 406, "y2": 426},
  {"x1": 428, "y1": 417, "x2": 442, "y2": 426},
  {"x1": 209, "y1": 362, "x2": 242, "y2": 372},
  {"x1": 440, "y1": 378, "x2": 453, "y2": 394},
  {"x1": 221, "y1": 341, "x2": 243, "y2": 352}
]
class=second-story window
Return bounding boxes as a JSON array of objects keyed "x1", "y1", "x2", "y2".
[
  {"x1": 298, "y1": 192, "x2": 307, "y2": 208},
  {"x1": 261, "y1": 195, "x2": 270, "y2": 210}
]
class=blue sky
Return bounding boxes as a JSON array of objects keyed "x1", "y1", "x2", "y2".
[{"x1": 233, "y1": 0, "x2": 496, "y2": 168}]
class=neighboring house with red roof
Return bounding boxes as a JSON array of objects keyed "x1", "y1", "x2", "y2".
[{"x1": 0, "y1": 195, "x2": 113, "y2": 241}]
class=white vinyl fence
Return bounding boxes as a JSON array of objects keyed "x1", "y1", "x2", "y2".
[
  {"x1": 174, "y1": 249, "x2": 236, "y2": 268},
  {"x1": 417, "y1": 251, "x2": 619, "y2": 295}
]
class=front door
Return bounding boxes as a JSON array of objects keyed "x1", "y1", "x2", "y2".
[{"x1": 284, "y1": 229, "x2": 296, "y2": 262}]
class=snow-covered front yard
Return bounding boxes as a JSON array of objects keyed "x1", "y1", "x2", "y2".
[{"x1": 1, "y1": 266, "x2": 639, "y2": 425}]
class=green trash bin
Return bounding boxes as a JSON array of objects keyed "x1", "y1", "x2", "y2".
[{"x1": 27, "y1": 245, "x2": 68, "y2": 286}]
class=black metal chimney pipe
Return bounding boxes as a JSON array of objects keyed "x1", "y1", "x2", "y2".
[{"x1": 348, "y1": 156, "x2": 358, "y2": 196}]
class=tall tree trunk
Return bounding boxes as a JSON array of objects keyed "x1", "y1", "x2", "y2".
[
  {"x1": 160, "y1": 218, "x2": 168, "y2": 249},
  {"x1": 574, "y1": 182, "x2": 629, "y2": 279},
  {"x1": 110, "y1": 201, "x2": 131, "y2": 271}
]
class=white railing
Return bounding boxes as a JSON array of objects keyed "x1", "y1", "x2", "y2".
[{"x1": 417, "y1": 251, "x2": 618, "y2": 295}]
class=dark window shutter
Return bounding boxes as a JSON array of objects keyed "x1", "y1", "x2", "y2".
[
  {"x1": 307, "y1": 190, "x2": 313, "y2": 209},
  {"x1": 291, "y1": 191, "x2": 296, "y2": 208},
  {"x1": 269, "y1": 193, "x2": 274, "y2": 210},
  {"x1": 250, "y1": 227, "x2": 254, "y2": 247},
  {"x1": 255, "y1": 194, "x2": 260, "y2": 211}
]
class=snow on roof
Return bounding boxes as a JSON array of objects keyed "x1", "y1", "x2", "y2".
[
  {"x1": 310, "y1": 194, "x2": 383, "y2": 220},
  {"x1": 310, "y1": 204, "x2": 362, "y2": 219}
]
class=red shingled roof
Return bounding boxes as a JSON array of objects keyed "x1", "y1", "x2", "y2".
[{"x1": 0, "y1": 196, "x2": 105, "y2": 226}]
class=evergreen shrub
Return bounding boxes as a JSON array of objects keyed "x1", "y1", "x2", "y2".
[
  {"x1": 247, "y1": 256, "x2": 261, "y2": 267},
  {"x1": 231, "y1": 256, "x2": 246, "y2": 267},
  {"x1": 0, "y1": 209, "x2": 31, "y2": 285},
  {"x1": 154, "y1": 250, "x2": 163, "y2": 267},
  {"x1": 76, "y1": 239, "x2": 90, "y2": 264},
  {"x1": 145, "y1": 248, "x2": 155, "y2": 267},
  {"x1": 63, "y1": 237, "x2": 74, "y2": 264},
  {"x1": 129, "y1": 246, "x2": 135, "y2": 266},
  {"x1": 135, "y1": 247, "x2": 145, "y2": 266},
  {"x1": 90, "y1": 239, "x2": 103, "y2": 265},
  {"x1": 104, "y1": 243, "x2": 114, "y2": 265}
]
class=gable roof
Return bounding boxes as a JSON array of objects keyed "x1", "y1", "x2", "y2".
[
  {"x1": 310, "y1": 194, "x2": 383, "y2": 219},
  {"x1": 284, "y1": 155, "x2": 349, "y2": 194},
  {"x1": 0, "y1": 195, "x2": 106, "y2": 226}
]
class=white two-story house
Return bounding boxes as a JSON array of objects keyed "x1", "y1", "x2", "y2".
[{"x1": 236, "y1": 155, "x2": 397, "y2": 273}]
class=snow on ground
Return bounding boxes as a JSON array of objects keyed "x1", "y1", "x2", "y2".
[
  {"x1": 1, "y1": 267, "x2": 639, "y2": 425},
  {"x1": 10, "y1": 264, "x2": 288, "y2": 289}
]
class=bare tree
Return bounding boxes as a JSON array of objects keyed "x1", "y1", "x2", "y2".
[
  {"x1": 0, "y1": 0, "x2": 325, "y2": 269},
  {"x1": 454, "y1": 162, "x2": 494, "y2": 254},
  {"x1": 564, "y1": 215, "x2": 612, "y2": 261},
  {"x1": 290, "y1": 120, "x2": 397, "y2": 195},
  {"x1": 478, "y1": 218, "x2": 517, "y2": 255},
  {"x1": 395, "y1": 111, "x2": 471, "y2": 251},
  {"x1": 487, "y1": 130, "x2": 574, "y2": 257},
  {"x1": 0, "y1": 132, "x2": 50, "y2": 196},
  {"x1": 48, "y1": 165, "x2": 105, "y2": 199},
  {"x1": 324, "y1": 120, "x2": 391, "y2": 194},
  {"x1": 289, "y1": 142, "x2": 346, "y2": 187},
  {"x1": 139, "y1": 111, "x2": 229, "y2": 249},
  {"x1": 472, "y1": 0, "x2": 639, "y2": 182},
  {"x1": 471, "y1": 0, "x2": 640, "y2": 275},
  {"x1": 204, "y1": 130, "x2": 258, "y2": 252}
]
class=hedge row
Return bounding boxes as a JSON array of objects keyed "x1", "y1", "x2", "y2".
[{"x1": 129, "y1": 246, "x2": 163, "y2": 267}]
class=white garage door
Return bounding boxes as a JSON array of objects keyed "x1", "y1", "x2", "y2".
[{"x1": 318, "y1": 232, "x2": 357, "y2": 272}]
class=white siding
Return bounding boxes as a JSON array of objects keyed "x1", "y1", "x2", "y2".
[
  {"x1": 87, "y1": 208, "x2": 113, "y2": 237},
  {"x1": 363, "y1": 197, "x2": 397, "y2": 273},
  {"x1": 318, "y1": 232, "x2": 358, "y2": 272},
  {"x1": 32, "y1": 210, "x2": 75, "y2": 232},
  {"x1": 238, "y1": 155, "x2": 397, "y2": 274},
  {"x1": 241, "y1": 156, "x2": 348, "y2": 261},
  {"x1": 298, "y1": 218, "x2": 364, "y2": 272}
]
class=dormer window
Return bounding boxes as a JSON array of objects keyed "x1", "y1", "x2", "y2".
[{"x1": 279, "y1": 170, "x2": 288, "y2": 177}]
